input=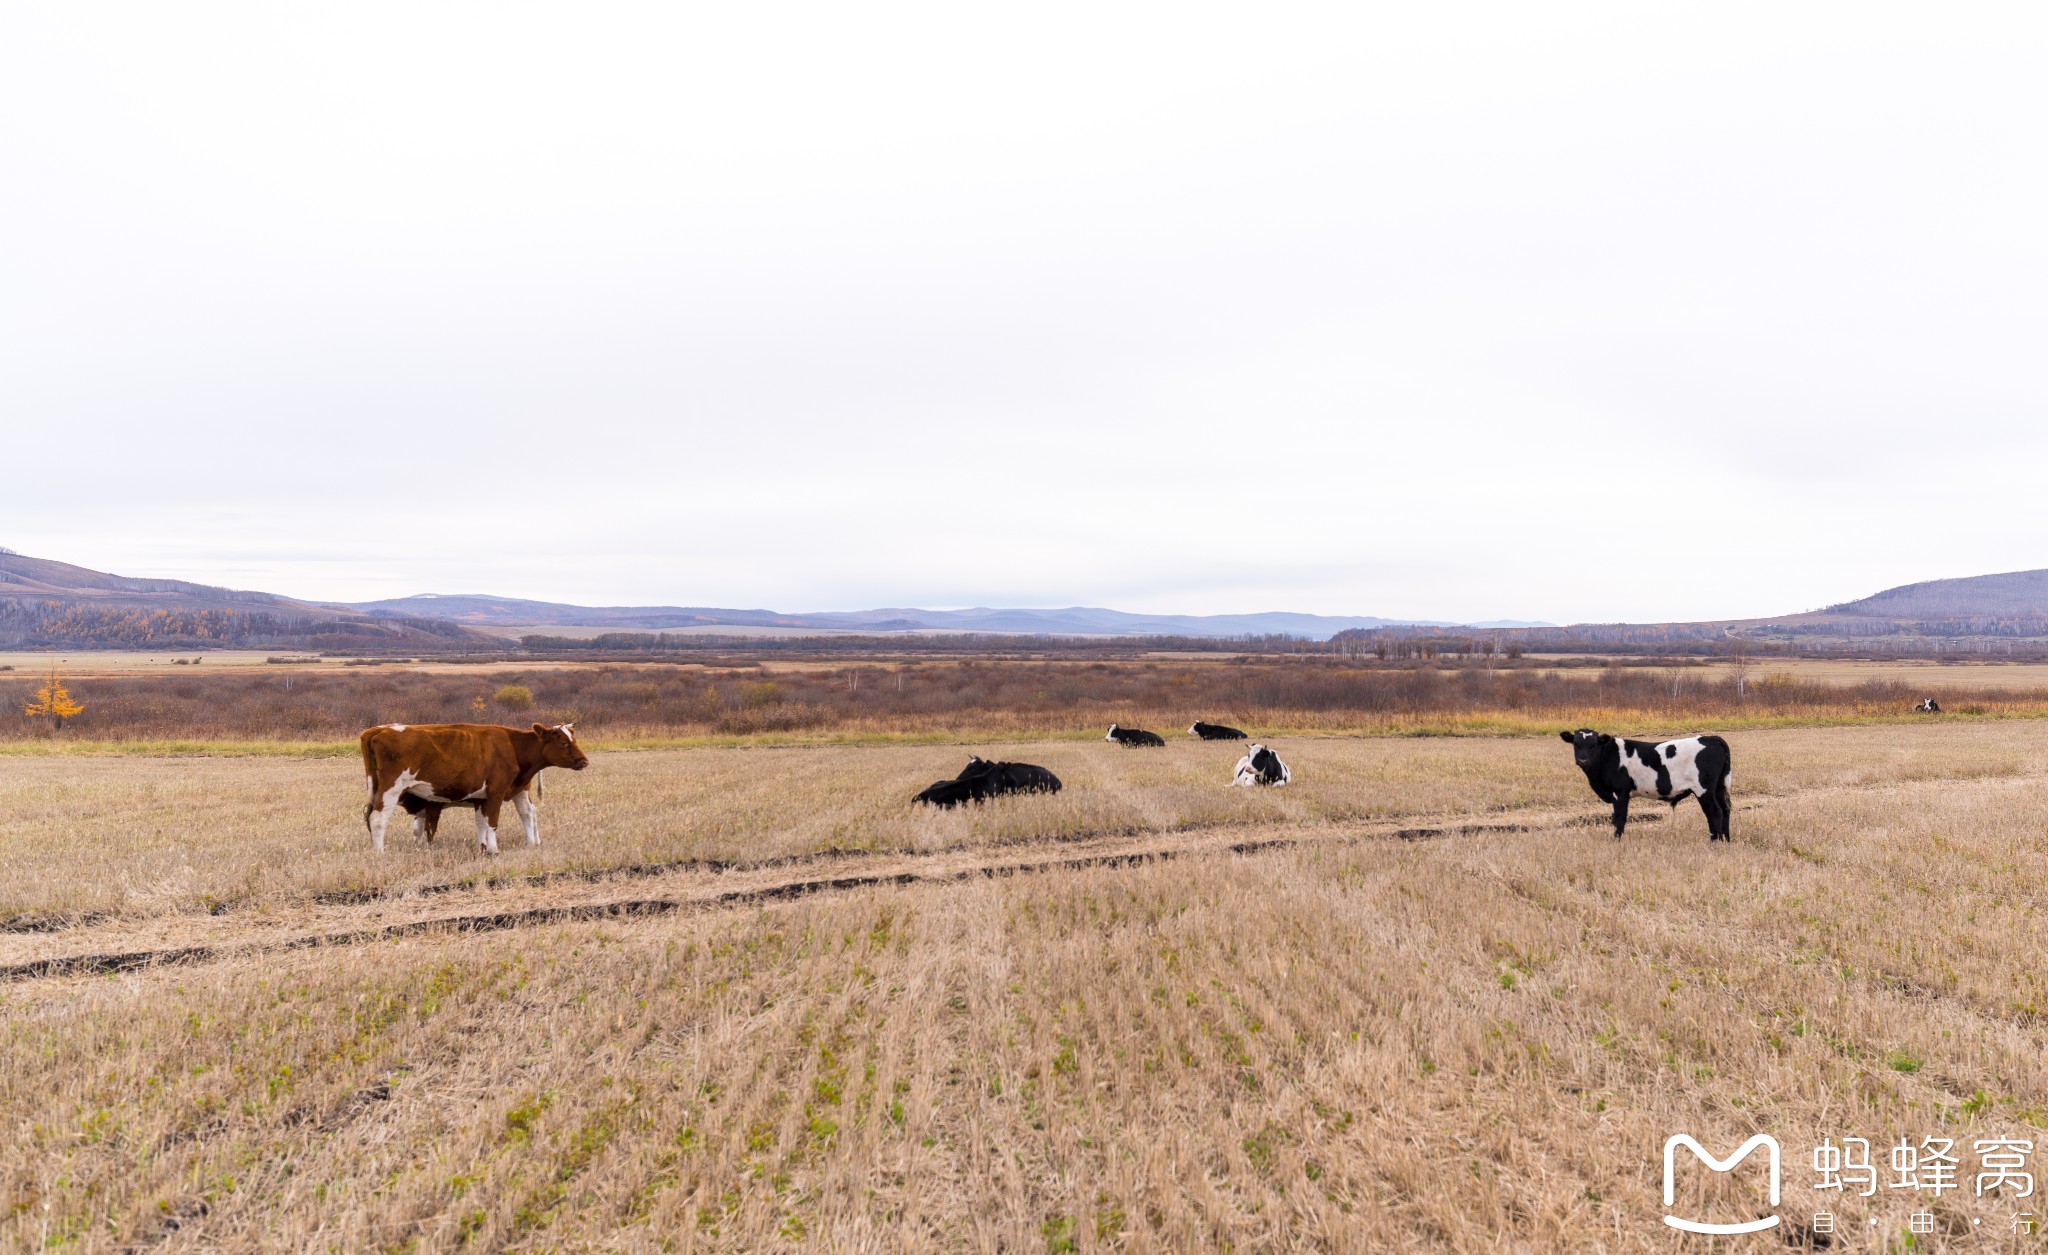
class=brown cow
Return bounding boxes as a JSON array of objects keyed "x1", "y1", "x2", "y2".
[{"x1": 360, "y1": 722, "x2": 589, "y2": 854}]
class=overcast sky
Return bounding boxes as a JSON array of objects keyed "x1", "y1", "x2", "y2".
[{"x1": 5, "y1": 4, "x2": 2046, "y2": 624}]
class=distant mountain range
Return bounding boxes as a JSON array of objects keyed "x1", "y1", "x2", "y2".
[
  {"x1": 12, "y1": 545, "x2": 2048, "y2": 652},
  {"x1": 337, "y1": 593, "x2": 1550, "y2": 639}
]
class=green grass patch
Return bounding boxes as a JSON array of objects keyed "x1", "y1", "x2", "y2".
[{"x1": 1, "y1": 706, "x2": 2044, "y2": 757}]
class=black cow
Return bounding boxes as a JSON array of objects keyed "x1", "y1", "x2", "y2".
[
  {"x1": 911, "y1": 776, "x2": 979, "y2": 808},
  {"x1": 1232, "y1": 743, "x2": 1290, "y2": 787},
  {"x1": 1560, "y1": 729, "x2": 1732, "y2": 841},
  {"x1": 913, "y1": 756, "x2": 1063, "y2": 808},
  {"x1": 1916, "y1": 698, "x2": 1941, "y2": 713},
  {"x1": 1106, "y1": 723, "x2": 1166, "y2": 747},
  {"x1": 1189, "y1": 721, "x2": 1248, "y2": 741}
]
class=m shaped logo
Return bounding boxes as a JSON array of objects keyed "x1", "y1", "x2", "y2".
[{"x1": 1662, "y1": 1134, "x2": 1782, "y2": 1235}]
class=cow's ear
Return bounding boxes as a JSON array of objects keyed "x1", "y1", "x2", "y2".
[
  {"x1": 1559, "y1": 730, "x2": 1574, "y2": 743},
  {"x1": 532, "y1": 723, "x2": 549, "y2": 735}
]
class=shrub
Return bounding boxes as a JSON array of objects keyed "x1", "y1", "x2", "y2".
[
  {"x1": 741, "y1": 681, "x2": 786, "y2": 708},
  {"x1": 494, "y1": 685, "x2": 535, "y2": 712}
]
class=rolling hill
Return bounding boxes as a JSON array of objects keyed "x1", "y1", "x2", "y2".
[
  {"x1": 0, "y1": 550, "x2": 490, "y2": 651},
  {"x1": 1821, "y1": 568, "x2": 2048, "y2": 619},
  {"x1": 1347, "y1": 568, "x2": 2048, "y2": 657}
]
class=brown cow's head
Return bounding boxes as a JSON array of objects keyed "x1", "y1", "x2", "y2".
[{"x1": 534, "y1": 722, "x2": 590, "y2": 770}]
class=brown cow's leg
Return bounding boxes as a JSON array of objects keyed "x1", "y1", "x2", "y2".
[
  {"x1": 475, "y1": 798, "x2": 503, "y2": 855},
  {"x1": 512, "y1": 788, "x2": 539, "y2": 847},
  {"x1": 365, "y1": 757, "x2": 410, "y2": 854}
]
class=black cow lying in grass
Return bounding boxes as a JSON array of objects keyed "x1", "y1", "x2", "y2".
[
  {"x1": 1917, "y1": 698, "x2": 1942, "y2": 713},
  {"x1": 1560, "y1": 729, "x2": 1732, "y2": 841},
  {"x1": 1189, "y1": 720, "x2": 1248, "y2": 740},
  {"x1": 1106, "y1": 723, "x2": 1166, "y2": 747},
  {"x1": 1232, "y1": 743, "x2": 1290, "y2": 787},
  {"x1": 913, "y1": 756, "x2": 1062, "y2": 808}
]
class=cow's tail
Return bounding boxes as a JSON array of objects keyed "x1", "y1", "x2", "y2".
[{"x1": 359, "y1": 728, "x2": 381, "y2": 832}]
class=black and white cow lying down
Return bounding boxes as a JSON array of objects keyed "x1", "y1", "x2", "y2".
[
  {"x1": 1916, "y1": 698, "x2": 1942, "y2": 713},
  {"x1": 913, "y1": 756, "x2": 1062, "y2": 808},
  {"x1": 1232, "y1": 743, "x2": 1290, "y2": 787},
  {"x1": 1560, "y1": 729, "x2": 1732, "y2": 841},
  {"x1": 1189, "y1": 720, "x2": 1248, "y2": 741},
  {"x1": 1106, "y1": 723, "x2": 1166, "y2": 747}
]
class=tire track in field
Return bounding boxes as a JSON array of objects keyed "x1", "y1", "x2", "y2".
[
  {"x1": 0, "y1": 807, "x2": 1625, "y2": 983},
  {"x1": 0, "y1": 764, "x2": 2031, "y2": 983}
]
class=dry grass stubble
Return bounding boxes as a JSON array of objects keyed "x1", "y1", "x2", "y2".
[{"x1": 5, "y1": 724, "x2": 2048, "y2": 1249}]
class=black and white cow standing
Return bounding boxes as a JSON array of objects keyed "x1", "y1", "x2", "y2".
[
  {"x1": 1232, "y1": 743, "x2": 1290, "y2": 787},
  {"x1": 1916, "y1": 698, "x2": 1942, "y2": 713},
  {"x1": 1106, "y1": 723, "x2": 1166, "y2": 747},
  {"x1": 1560, "y1": 729, "x2": 1732, "y2": 841},
  {"x1": 1189, "y1": 721, "x2": 1248, "y2": 741}
]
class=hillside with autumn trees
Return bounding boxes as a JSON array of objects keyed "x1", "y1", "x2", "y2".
[{"x1": 0, "y1": 550, "x2": 487, "y2": 651}]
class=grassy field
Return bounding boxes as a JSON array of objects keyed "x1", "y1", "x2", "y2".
[
  {"x1": 9, "y1": 653, "x2": 2048, "y2": 755},
  {"x1": 5, "y1": 722, "x2": 2048, "y2": 1249},
  {"x1": 1685, "y1": 657, "x2": 2048, "y2": 692},
  {"x1": 17, "y1": 648, "x2": 2048, "y2": 683},
  {"x1": 0, "y1": 651, "x2": 313, "y2": 675}
]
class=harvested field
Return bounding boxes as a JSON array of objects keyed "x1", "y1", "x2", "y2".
[{"x1": 5, "y1": 722, "x2": 2048, "y2": 1250}]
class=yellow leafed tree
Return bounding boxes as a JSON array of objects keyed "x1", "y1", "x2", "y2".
[{"x1": 24, "y1": 671, "x2": 84, "y2": 731}]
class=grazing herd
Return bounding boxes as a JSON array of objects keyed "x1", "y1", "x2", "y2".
[
  {"x1": 918, "y1": 721, "x2": 1290, "y2": 812},
  {"x1": 358, "y1": 698, "x2": 1958, "y2": 854}
]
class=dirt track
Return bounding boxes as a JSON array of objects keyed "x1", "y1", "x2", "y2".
[{"x1": 0, "y1": 801, "x2": 1656, "y2": 982}]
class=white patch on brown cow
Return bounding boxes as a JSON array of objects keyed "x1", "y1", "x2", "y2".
[
  {"x1": 405, "y1": 780, "x2": 454, "y2": 805},
  {"x1": 389, "y1": 724, "x2": 406, "y2": 731},
  {"x1": 367, "y1": 768, "x2": 420, "y2": 852}
]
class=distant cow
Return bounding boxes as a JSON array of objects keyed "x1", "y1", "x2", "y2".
[
  {"x1": 1232, "y1": 743, "x2": 1290, "y2": 787},
  {"x1": 1106, "y1": 723, "x2": 1166, "y2": 747},
  {"x1": 1916, "y1": 698, "x2": 1942, "y2": 713},
  {"x1": 1189, "y1": 721, "x2": 1248, "y2": 741},
  {"x1": 361, "y1": 722, "x2": 589, "y2": 854},
  {"x1": 913, "y1": 756, "x2": 1063, "y2": 808},
  {"x1": 1560, "y1": 728, "x2": 1731, "y2": 841}
]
